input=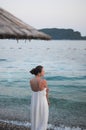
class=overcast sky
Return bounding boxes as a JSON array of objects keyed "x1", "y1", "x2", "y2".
[{"x1": 0, "y1": 0, "x2": 86, "y2": 36}]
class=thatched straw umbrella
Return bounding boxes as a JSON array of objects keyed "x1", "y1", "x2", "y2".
[{"x1": 0, "y1": 8, "x2": 51, "y2": 40}]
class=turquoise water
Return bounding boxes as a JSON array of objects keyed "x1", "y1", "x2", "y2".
[{"x1": 0, "y1": 40, "x2": 86, "y2": 127}]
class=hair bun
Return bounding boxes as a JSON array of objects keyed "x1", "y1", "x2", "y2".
[
  {"x1": 30, "y1": 68, "x2": 36, "y2": 74},
  {"x1": 30, "y1": 65, "x2": 43, "y2": 75}
]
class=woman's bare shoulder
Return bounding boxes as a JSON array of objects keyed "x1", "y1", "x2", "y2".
[
  {"x1": 38, "y1": 79, "x2": 48, "y2": 88},
  {"x1": 43, "y1": 79, "x2": 47, "y2": 84},
  {"x1": 39, "y1": 79, "x2": 46, "y2": 83}
]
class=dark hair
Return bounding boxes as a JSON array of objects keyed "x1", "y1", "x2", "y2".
[{"x1": 30, "y1": 65, "x2": 43, "y2": 75}]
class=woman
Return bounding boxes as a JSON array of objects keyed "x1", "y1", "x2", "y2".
[{"x1": 29, "y1": 65, "x2": 49, "y2": 130}]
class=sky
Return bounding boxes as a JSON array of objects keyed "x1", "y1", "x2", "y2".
[{"x1": 0, "y1": 0, "x2": 86, "y2": 36}]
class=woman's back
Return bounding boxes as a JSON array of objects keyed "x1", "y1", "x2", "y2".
[{"x1": 30, "y1": 77, "x2": 47, "y2": 92}]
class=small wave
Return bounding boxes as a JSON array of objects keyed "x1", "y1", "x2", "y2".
[
  {"x1": 7, "y1": 66, "x2": 14, "y2": 68},
  {"x1": 0, "y1": 119, "x2": 31, "y2": 127},
  {"x1": 57, "y1": 85, "x2": 86, "y2": 89},
  {"x1": 0, "y1": 59, "x2": 7, "y2": 62},
  {"x1": 45, "y1": 76, "x2": 86, "y2": 81},
  {"x1": 0, "y1": 119, "x2": 85, "y2": 130},
  {"x1": 0, "y1": 79, "x2": 8, "y2": 82},
  {"x1": 0, "y1": 79, "x2": 27, "y2": 83}
]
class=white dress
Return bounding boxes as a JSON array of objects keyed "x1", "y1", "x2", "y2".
[{"x1": 30, "y1": 87, "x2": 49, "y2": 130}]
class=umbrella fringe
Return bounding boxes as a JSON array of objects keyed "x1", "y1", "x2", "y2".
[{"x1": 0, "y1": 8, "x2": 51, "y2": 40}]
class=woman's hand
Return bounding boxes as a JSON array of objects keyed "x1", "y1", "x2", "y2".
[{"x1": 48, "y1": 101, "x2": 50, "y2": 106}]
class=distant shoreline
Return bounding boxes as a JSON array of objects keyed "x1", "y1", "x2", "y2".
[{"x1": 39, "y1": 28, "x2": 86, "y2": 40}]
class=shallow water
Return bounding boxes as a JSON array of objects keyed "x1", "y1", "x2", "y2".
[{"x1": 0, "y1": 40, "x2": 86, "y2": 127}]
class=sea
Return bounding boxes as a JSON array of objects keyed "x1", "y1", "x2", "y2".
[{"x1": 0, "y1": 40, "x2": 86, "y2": 129}]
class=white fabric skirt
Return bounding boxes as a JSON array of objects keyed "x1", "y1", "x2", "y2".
[{"x1": 30, "y1": 87, "x2": 49, "y2": 130}]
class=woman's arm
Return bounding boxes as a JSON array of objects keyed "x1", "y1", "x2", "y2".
[
  {"x1": 38, "y1": 79, "x2": 50, "y2": 105},
  {"x1": 43, "y1": 80, "x2": 50, "y2": 106}
]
